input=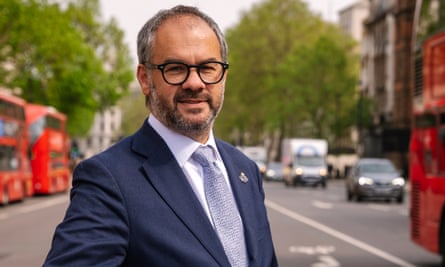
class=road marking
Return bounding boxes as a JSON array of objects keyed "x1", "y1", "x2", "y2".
[
  {"x1": 290, "y1": 245, "x2": 335, "y2": 255},
  {"x1": 290, "y1": 245, "x2": 339, "y2": 266},
  {"x1": 0, "y1": 195, "x2": 68, "y2": 221},
  {"x1": 312, "y1": 255, "x2": 340, "y2": 267},
  {"x1": 312, "y1": 200, "x2": 333, "y2": 209},
  {"x1": 398, "y1": 209, "x2": 409, "y2": 216},
  {"x1": 265, "y1": 199, "x2": 416, "y2": 267}
]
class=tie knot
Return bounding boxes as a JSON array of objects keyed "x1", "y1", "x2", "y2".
[{"x1": 192, "y1": 146, "x2": 214, "y2": 167}]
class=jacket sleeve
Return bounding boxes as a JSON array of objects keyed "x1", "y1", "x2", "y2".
[{"x1": 43, "y1": 156, "x2": 129, "y2": 267}]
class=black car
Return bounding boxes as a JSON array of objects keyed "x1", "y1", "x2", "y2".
[{"x1": 346, "y1": 158, "x2": 405, "y2": 203}]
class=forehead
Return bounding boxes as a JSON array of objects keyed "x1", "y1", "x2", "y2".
[{"x1": 152, "y1": 15, "x2": 221, "y2": 61}]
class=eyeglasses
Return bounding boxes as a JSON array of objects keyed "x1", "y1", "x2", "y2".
[{"x1": 146, "y1": 61, "x2": 229, "y2": 85}]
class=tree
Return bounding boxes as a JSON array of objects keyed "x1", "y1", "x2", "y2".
[
  {"x1": 216, "y1": 0, "x2": 360, "y2": 149},
  {"x1": 273, "y1": 34, "x2": 358, "y2": 143},
  {"x1": 0, "y1": 0, "x2": 133, "y2": 136},
  {"x1": 119, "y1": 85, "x2": 146, "y2": 137},
  {"x1": 219, "y1": 0, "x2": 321, "y2": 143}
]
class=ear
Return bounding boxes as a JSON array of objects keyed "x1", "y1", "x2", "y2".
[{"x1": 137, "y1": 64, "x2": 151, "y2": 96}]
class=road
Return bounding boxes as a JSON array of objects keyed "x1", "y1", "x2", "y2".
[
  {"x1": 0, "y1": 179, "x2": 441, "y2": 267},
  {"x1": 264, "y1": 180, "x2": 441, "y2": 267}
]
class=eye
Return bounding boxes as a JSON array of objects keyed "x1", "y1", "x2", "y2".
[
  {"x1": 164, "y1": 63, "x2": 187, "y2": 74},
  {"x1": 199, "y1": 63, "x2": 218, "y2": 74}
]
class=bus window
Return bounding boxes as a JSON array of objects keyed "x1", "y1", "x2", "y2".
[
  {"x1": 414, "y1": 113, "x2": 437, "y2": 173},
  {"x1": 28, "y1": 117, "x2": 45, "y2": 145},
  {"x1": 0, "y1": 145, "x2": 18, "y2": 171}
]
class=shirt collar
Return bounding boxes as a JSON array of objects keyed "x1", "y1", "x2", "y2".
[{"x1": 148, "y1": 115, "x2": 219, "y2": 166}]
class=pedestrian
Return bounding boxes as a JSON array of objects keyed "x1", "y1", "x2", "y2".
[{"x1": 43, "y1": 5, "x2": 277, "y2": 267}]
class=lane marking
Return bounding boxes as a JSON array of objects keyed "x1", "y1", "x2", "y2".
[
  {"x1": 290, "y1": 245, "x2": 335, "y2": 255},
  {"x1": 312, "y1": 255, "x2": 340, "y2": 267},
  {"x1": 312, "y1": 200, "x2": 333, "y2": 209},
  {"x1": 265, "y1": 199, "x2": 416, "y2": 267}
]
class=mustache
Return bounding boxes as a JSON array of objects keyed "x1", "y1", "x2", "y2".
[{"x1": 174, "y1": 90, "x2": 211, "y2": 102}]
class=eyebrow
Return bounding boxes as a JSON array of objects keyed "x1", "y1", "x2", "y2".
[{"x1": 160, "y1": 57, "x2": 220, "y2": 64}]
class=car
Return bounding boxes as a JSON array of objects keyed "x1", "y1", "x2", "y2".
[
  {"x1": 346, "y1": 158, "x2": 405, "y2": 203},
  {"x1": 264, "y1": 162, "x2": 284, "y2": 182}
]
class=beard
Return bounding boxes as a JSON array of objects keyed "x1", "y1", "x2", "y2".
[{"x1": 148, "y1": 84, "x2": 224, "y2": 137}]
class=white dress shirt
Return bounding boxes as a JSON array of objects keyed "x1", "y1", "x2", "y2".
[{"x1": 148, "y1": 115, "x2": 235, "y2": 223}]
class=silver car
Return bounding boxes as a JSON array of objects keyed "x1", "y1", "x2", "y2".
[
  {"x1": 264, "y1": 162, "x2": 284, "y2": 182},
  {"x1": 346, "y1": 158, "x2": 405, "y2": 203}
]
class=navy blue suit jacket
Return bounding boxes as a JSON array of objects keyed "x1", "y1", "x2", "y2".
[{"x1": 43, "y1": 121, "x2": 278, "y2": 266}]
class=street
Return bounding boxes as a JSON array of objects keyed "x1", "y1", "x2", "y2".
[
  {"x1": 265, "y1": 180, "x2": 441, "y2": 267},
  {"x1": 0, "y1": 179, "x2": 441, "y2": 267}
]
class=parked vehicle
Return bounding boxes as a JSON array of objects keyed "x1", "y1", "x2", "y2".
[
  {"x1": 264, "y1": 162, "x2": 284, "y2": 182},
  {"x1": 25, "y1": 104, "x2": 71, "y2": 195},
  {"x1": 281, "y1": 138, "x2": 328, "y2": 188},
  {"x1": 346, "y1": 158, "x2": 405, "y2": 203},
  {"x1": 0, "y1": 92, "x2": 33, "y2": 205}
]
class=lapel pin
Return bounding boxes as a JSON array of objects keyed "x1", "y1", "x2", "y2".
[{"x1": 239, "y1": 172, "x2": 248, "y2": 183}]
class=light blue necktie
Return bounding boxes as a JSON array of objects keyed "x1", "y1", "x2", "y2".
[{"x1": 192, "y1": 146, "x2": 247, "y2": 267}]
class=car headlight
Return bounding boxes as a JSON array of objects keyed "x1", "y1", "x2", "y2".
[
  {"x1": 319, "y1": 168, "x2": 327, "y2": 176},
  {"x1": 392, "y1": 177, "x2": 405, "y2": 186},
  {"x1": 266, "y1": 170, "x2": 275, "y2": 176},
  {"x1": 295, "y1": 168, "x2": 303, "y2": 176},
  {"x1": 358, "y1": 177, "x2": 374, "y2": 186}
]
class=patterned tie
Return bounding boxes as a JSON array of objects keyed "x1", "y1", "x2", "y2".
[{"x1": 192, "y1": 146, "x2": 247, "y2": 267}]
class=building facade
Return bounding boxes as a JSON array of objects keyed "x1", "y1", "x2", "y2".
[
  {"x1": 356, "y1": 0, "x2": 415, "y2": 175},
  {"x1": 75, "y1": 106, "x2": 123, "y2": 158}
]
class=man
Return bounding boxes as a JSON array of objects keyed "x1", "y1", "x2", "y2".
[{"x1": 43, "y1": 5, "x2": 277, "y2": 267}]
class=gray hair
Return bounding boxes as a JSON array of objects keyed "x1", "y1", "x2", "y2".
[{"x1": 137, "y1": 5, "x2": 228, "y2": 64}]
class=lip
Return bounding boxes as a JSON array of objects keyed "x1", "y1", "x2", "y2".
[
  {"x1": 177, "y1": 98, "x2": 209, "y2": 109},
  {"x1": 180, "y1": 98, "x2": 207, "y2": 104},
  {"x1": 178, "y1": 97, "x2": 209, "y2": 105}
]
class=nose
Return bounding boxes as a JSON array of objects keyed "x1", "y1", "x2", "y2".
[{"x1": 182, "y1": 67, "x2": 205, "y2": 89}]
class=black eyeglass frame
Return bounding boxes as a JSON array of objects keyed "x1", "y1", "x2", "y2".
[{"x1": 145, "y1": 60, "x2": 229, "y2": 85}]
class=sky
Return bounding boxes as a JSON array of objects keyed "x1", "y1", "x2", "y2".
[{"x1": 100, "y1": 0, "x2": 358, "y2": 61}]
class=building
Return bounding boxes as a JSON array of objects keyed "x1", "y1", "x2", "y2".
[
  {"x1": 75, "y1": 106, "x2": 123, "y2": 158},
  {"x1": 358, "y1": 0, "x2": 415, "y2": 175},
  {"x1": 339, "y1": 0, "x2": 370, "y2": 43}
]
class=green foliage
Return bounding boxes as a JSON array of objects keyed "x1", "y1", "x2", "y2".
[
  {"x1": 119, "y1": 88, "x2": 147, "y2": 137},
  {"x1": 217, "y1": 0, "x2": 360, "y2": 145},
  {"x1": 274, "y1": 34, "x2": 358, "y2": 139},
  {"x1": 0, "y1": 0, "x2": 134, "y2": 136}
]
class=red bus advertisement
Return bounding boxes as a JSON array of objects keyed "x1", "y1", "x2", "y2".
[
  {"x1": 25, "y1": 104, "x2": 70, "y2": 194},
  {"x1": 410, "y1": 0, "x2": 445, "y2": 263},
  {"x1": 0, "y1": 92, "x2": 33, "y2": 205}
]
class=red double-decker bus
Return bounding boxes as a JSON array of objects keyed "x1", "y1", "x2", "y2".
[
  {"x1": 409, "y1": 0, "x2": 445, "y2": 264},
  {"x1": 25, "y1": 104, "x2": 70, "y2": 194},
  {"x1": 0, "y1": 92, "x2": 33, "y2": 205}
]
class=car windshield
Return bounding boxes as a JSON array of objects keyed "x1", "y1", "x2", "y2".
[
  {"x1": 361, "y1": 162, "x2": 396, "y2": 173},
  {"x1": 268, "y1": 163, "x2": 282, "y2": 170},
  {"x1": 296, "y1": 156, "x2": 324, "y2": 166}
]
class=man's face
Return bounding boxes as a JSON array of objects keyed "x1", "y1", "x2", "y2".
[{"x1": 138, "y1": 15, "x2": 226, "y2": 142}]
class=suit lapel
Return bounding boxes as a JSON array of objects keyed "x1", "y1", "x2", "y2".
[{"x1": 131, "y1": 122, "x2": 230, "y2": 266}]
